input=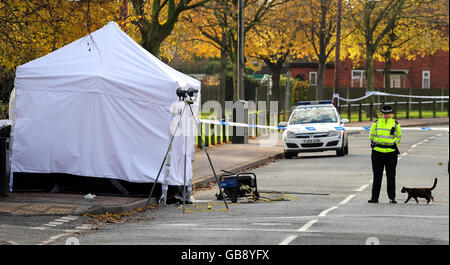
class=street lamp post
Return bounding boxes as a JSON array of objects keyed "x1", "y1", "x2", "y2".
[
  {"x1": 238, "y1": 0, "x2": 245, "y2": 100},
  {"x1": 333, "y1": 0, "x2": 342, "y2": 108}
]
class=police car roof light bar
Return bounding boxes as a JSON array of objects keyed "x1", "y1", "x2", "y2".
[{"x1": 297, "y1": 100, "x2": 332, "y2": 106}]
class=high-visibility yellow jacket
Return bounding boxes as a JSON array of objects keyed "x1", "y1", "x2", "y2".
[{"x1": 369, "y1": 118, "x2": 402, "y2": 153}]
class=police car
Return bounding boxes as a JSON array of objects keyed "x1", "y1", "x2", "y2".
[{"x1": 279, "y1": 101, "x2": 349, "y2": 159}]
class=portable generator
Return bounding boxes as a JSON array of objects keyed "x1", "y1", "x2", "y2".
[{"x1": 216, "y1": 170, "x2": 259, "y2": 203}]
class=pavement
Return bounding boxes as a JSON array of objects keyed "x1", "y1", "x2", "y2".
[{"x1": 0, "y1": 117, "x2": 447, "y2": 216}]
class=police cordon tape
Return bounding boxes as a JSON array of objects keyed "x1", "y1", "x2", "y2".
[
  {"x1": 198, "y1": 119, "x2": 449, "y2": 132},
  {"x1": 334, "y1": 90, "x2": 449, "y2": 102}
]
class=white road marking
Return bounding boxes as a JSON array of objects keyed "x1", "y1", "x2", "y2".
[
  {"x1": 356, "y1": 184, "x2": 370, "y2": 192},
  {"x1": 339, "y1": 195, "x2": 356, "y2": 205},
  {"x1": 61, "y1": 216, "x2": 79, "y2": 221},
  {"x1": 277, "y1": 214, "x2": 449, "y2": 220},
  {"x1": 47, "y1": 221, "x2": 64, "y2": 226},
  {"x1": 54, "y1": 218, "x2": 71, "y2": 222},
  {"x1": 41, "y1": 233, "x2": 69, "y2": 245},
  {"x1": 170, "y1": 227, "x2": 310, "y2": 233},
  {"x1": 65, "y1": 229, "x2": 81, "y2": 233},
  {"x1": 279, "y1": 235, "x2": 298, "y2": 245},
  {"x1": 319, "y1": 206, "x2": 338, "y2": 217},
  {"x1": 75, "y1": 224, "x2": 92, "y2": 230},
  {"x1": 279, "y1": 220, "x2": 319, "y2": 245},
  {"x1": 5, "y1": 241, "x2": 18, "y2": 245},
  {"x1": 297, "y1": 220, "x2": 318, "y2": 232},
  {"x1": 30, "y1": 226, "x2": 48, "y2": 230},
  {"x1": 252, "y1": 223, "x2": 292, "y2": 226}
]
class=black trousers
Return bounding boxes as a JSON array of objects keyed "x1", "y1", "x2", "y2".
[{"x1": 371, "y1": 150, "x2": 398, "y2": 200}]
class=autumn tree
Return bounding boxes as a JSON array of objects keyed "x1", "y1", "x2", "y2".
[
  {"x1": 0, "y1": 0, "x2": 118, "y2": 117},
  {"x1": 0, "y1": 0, "x2": 118, "y2": 71},
  {"x1": 349, "y1": 0, "x2": 407, "y2": 91},
  {"x1": 246, "y1": 1, "x2": 311, "y2": 110},
  {"x1": 127, "y1": 0, "x2": 211, "y2": 57},
  {"x1": 296, "y1": 0, "x2": 339, "y2": 100},
  {"x1": 345, "y1": 0, "x2": 448, "y2": 92},
  {"x1": 183, "y1": 0, "x2": 289, "y2": 101},
  {"x1": 377, "y1": 0, "x2": 449, "y2": 92}
]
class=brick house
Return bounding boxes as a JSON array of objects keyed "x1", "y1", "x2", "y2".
[{"x1": 288, "y1": 50, "x2": 449, "y2": 90}]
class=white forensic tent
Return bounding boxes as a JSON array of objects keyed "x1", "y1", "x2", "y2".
[{"x1": 9, "y1": 21, "x2": 200, "y2": 188}]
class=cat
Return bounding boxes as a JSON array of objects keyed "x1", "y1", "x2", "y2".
[{"x1": 401, "y1": 178, "x2": 437, "y2": 204}]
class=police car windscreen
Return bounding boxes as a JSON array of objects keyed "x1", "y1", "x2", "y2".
[{"x1": 289, "y1": 107, "x2": 337, "y2": 124}]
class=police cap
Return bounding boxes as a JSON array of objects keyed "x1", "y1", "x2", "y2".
[{"x1": 381, "y1": 105, "x2": 393, "y2": 114}]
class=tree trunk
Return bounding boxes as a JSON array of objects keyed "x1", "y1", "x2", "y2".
[
  {"x1": 365, "y1": 47, "x2": 375, "y2": 91},
  {"x1": 271, "y1": 71, "x2": 280, "y2": 102},
  {"x1": 265, "y1": 58, "x2": 286, "y2": 110},
  {"x1": 317, "y1": 58, "x2": 326, "y2": 100},
  {"x1": 141, "y1": 24, "x2": 174, "y2": 58},
  {"x1": 383, "y1": 45, "x2": 392, "y2": 102}
]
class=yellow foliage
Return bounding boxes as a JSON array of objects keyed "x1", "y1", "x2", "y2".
[{"x1": 0, "y1": 0, "x2": 119, "y2": 71}]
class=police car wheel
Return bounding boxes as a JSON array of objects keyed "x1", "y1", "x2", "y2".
[{"x1": 336, "y1": 142, "x2": 345, "y2": 156}]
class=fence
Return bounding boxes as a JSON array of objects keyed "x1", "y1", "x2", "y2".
[
  {"x1": 195, "y1": 109, "x2": 281, "y2": 150},
  {"x1": 338, "y1": 100, "x2": 449, "y2": 122},
  {"x1": 196, "y1": 78, "x2": 448, "y2": 148}
]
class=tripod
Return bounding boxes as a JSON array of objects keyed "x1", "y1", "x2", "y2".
[{"x1": 144, "y1": 98, "x2": 228, "y2": 213}]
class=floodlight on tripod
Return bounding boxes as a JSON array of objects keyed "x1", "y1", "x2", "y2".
[
  {"x1": 144, "y1": 86, "x2": 229, "y2": 213},
  {"x1": 176, "y1": 88, "x2": 199, "y2": 101}
]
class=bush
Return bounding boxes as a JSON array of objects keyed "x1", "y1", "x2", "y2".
[{"x1": 290, "y1": 79, "x2": 309, "y2": 106}]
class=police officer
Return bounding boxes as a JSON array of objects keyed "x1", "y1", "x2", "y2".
[{"x1": 368, "y1": 105, "x2": 402, "y2": 204}]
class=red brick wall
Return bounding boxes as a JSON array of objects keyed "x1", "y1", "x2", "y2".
[{"x1": 289, "y1": 50, "x2": 449, "y2": 89}]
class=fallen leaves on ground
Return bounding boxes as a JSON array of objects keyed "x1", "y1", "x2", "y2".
[
  {"x1": 194, "y1": 182, "x2": 214, "y2": 191},
  {"x1": 84, "y1": 205, "x2": 155, "y2": 225}
]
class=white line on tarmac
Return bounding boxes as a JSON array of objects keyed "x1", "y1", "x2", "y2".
[
  {"x1": 319, "y1": 206, "x2": 338, "y2": 217},
  {"x1": 297, "y1": 220, "x2": 318, "y2": 232},
  {"x1": 47, "y1": 221, "x2": 65, "y2": 226},
  {"x1": 54, "y1": 218, "x2": 71, "y2": 223},
  {"x1": 276, "y1": 214, "x2": 449, "y2": 220},
  {"x1": 41, "y1": 233, "x2": 69, "y2": 245},
  {"x1": 339, "y1": 195, "x2": 356, "y2": 205},
  {"x1": 356, "y1": 184, "x2": 370, "y2": 192},
  {"x1": 279, "y1": 235, "x2": 298, "y2": 245},
  {"x1": 75, "y1": 225, "x2": 92, "y2": 230},
  {"x1": 61, "y1": 216, "x2": 79, "y2": 221},
  {"x1": 252, "y1": 223, "x2": 292, "y2": 226},
  {"x1": 30, "y1": 226, "x2": 49, "y2": 230},
  {"x1": 171, "y1": 227, "x2": 310, "y2": 233}
]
